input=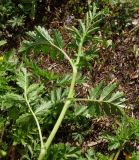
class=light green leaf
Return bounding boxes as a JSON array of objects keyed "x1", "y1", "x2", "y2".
[
  {"x1": 74, "y1": 106, "x2": 88, "y2": 116},
  {"x1": 3, "y1": 93, "x2": 24, "y2": 101},
  {"x1": 16, "y1": 113, "x2": 31, "y2": 124},
  {"x1": 108, "y1": 91, "x2": 124, "y2": 102},
  {"x1": 0, "y1": 40, "x2": 7, "y2": 47},
  {"x1": 35, "y1": 26, "x2": 53, "y2": 42},
  {"x1": 100, "y1": 83, "x2": 117, "y2": 100},
  {"x1": 27, "y1": 83, "x2": 44, "y2": 101},
  {"x1": 16, "y1": 67, "x2": 29, "y2": 90},
  {"x1": 88, "y1": 82, "x2": 126, "y2": 116},
  {"x1": 89, "y1": 82, "x2": 103, "y2": 99},
  {"x1": 35, "y1": 101, "x2": 52, "y2": 115},
  {"x1": 108, "y1": 141, "x2": 120, "y2": 150},
  {"x1": 53, "y1": 30, "x2": 64, "y2": 48}
]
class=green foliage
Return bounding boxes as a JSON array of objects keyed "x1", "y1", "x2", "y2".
[
  {"x1": 104, "y1": 117, "x2": 139, "y2": 151},
  {"x1": 0, "y1": 53, "x2": 18, "y2": 157},
  {"x1": 46, "y1": 143, "x2": 81, "y2": 160},
  {"x1": 131, "y1": 152, "x2": 139, "y2": 160},
  {"x1": 1, "y1": 1, "x2": 139, "y2": 160},
  {"x1": 53, "y1": 29, "x2": 65, "y2": 49},
  {"x1": 0, "y1": 40, "x2": 7, "y2": 47},
  {"x1": 0, "y1": 2, "x2": 12, "y2": 29},
  {"x1": 55, "y1": 73, "x2": 85, "y2": 87},
  {"x1": 74, "y1": 82, "x2": 126, "y2": 118},
  {"x1": 97, "y1": 0, "x2": 138, "y2": 36},
  {"x1": 0, "y1": 0, "x2": 39, "y2": 33},
  {"x1": 8, "y1": 15, "x2": 25, "y2": 28},
  {"x1": 66, "y1": 5, "x2": 102, "y2": 43},
  {"x1": 24, "y1": 58, "x2": 58, "y2": 81},
  {"x1": 0, "y1": 2, "x2": 24, "y2": 30},
  {"x1": 89, "y1": 82, "x2": 126, "y2": 113},
  {"x1": 20, "y1": 4, "x2": 102, "y2": 63},
  {"x1": 19, "y1": 0, "x2": 37, "y2": 20},
  {"x1": 20, "y1": 26, "x2": 65, "y2": 61},
  {"x1": 19, "y1": 5, "x2": 128, "y2": 159},
  {"x1": 0, "y1": 56, "x2": 61, "y2": 158}
]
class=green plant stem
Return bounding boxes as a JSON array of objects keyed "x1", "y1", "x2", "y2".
[
  {"x1": 38, "y1": 39, "x2": 84, "y2": 160},
  {"x1": 113, "y1": 142, "x2": 126, "y2": 160},
  {"x1": 50, "y1": 42, "x2": 74, "y2": 69},
  {"x1": 37, "y1": 25, "x2": 87, "y2": 159},
  {"x1": 75, "y1": 38, "x2": 84, "y2": 65},
  {"x1": 38, "y1": 67, "x2": 77, "y2": 160},
  {"x1": 24, "y1": 93, "x2": 44, "y2": 150}
]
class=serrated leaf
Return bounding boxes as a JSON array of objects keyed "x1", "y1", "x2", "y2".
[
  {"x1": 51, "y1": 90, "x2": 55, "y2": 103},
  {"x1": 16, "y1": 67, "x2": 29, "y2": 90},
  {"x1": 4, "y1": 93, "x2": 24, "y2": 101},
  {"x1": 34, "y1": 46, "x2": 41, "y2": 54},
  {"x1": 1, "y1": 93, "x2": 24, "y2": 110},
  {"x1": 24, "y1": 59, "x2": 58, "y2": 80},
  {"x1": 50, "y1": 88, "x2": 68, "y2": 104},
  {"x1": 89, "y1": 82, "x2": 103, "y2": 99},
  {"x1": 19, "y1": 26, "x2": 52, "y2": 54},
  {"x1": 56, "y1": 88, "x2": 62, "y2": 101},
  {"x1": 35, "y1": 101, "x2": 52, "y2": 115},
  {"x1": 16, "y1": 113, "x2": 31, "y2": 124},
  {"x1": 35, "y1": 26, "x2": 53, "y2": 42},
  {"x1": 88, "y1": 82, "x2": 126, "y2": 116},
  {"x1": 74, "y1": 106, "x2": 88, "y2": 116},
  {"x1": 108, "y1": 141, "x2": 120, "y2": 150},
  {"x1": 108, "y1": 91, "x2": 124, "y2": 102},
  {"x1": 100, "y1": 83, "x2": 117, "y2": 100},
  {"x1": 27, "y1": 83, "x2": 40, "y2": 94},
  {"x1": 53, "y1": 30, "x2": 64, "y2": 48},
  {"x1": 41, "y1": 45, "x2": 49, "y2": 53},
  {"x1": 56, "y1": 74, "x2": 71, "y2": 86},
  {"x1": 27, "y1": 83, "x2": 44, "y2": 101},
  {"x1": 50, "y1": 47, "x2": 57, "y2": 60}
]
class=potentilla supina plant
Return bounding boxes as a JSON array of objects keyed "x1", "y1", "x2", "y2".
[{"x1": 19, "y1": 4, "x2": 126, "y2": 160}]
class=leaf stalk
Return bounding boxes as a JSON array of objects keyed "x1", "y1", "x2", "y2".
[{"x1": 24, "y1": 90, "x2": 44, "y2": 150}]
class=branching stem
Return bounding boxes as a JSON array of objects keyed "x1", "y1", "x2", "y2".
[
  {"x1": 50, "y1": 42, "x2": 74, "y2": 69},
  {"x1": 38, "y1": 39, "x2": 84, "y2": 160}
]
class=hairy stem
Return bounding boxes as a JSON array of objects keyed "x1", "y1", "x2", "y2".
[
  {"x1": 75, "y1": 38, "x2": 84, "y2": 65},
  {"x1": 38, "y1": 39, "x2": 84, "y2": 160},
  {"x1": 38, "y1": 67, "x2": 77, "y2": 160},
  {"x1": 37, "y1": 26, "x2": 87, "y2": 159},
  {"x1": 23, "y1": 72, "x2": 44, "y2": 150},
  {"x1": 24, "y1": 96, "x2": 44, "y2": 149}
]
